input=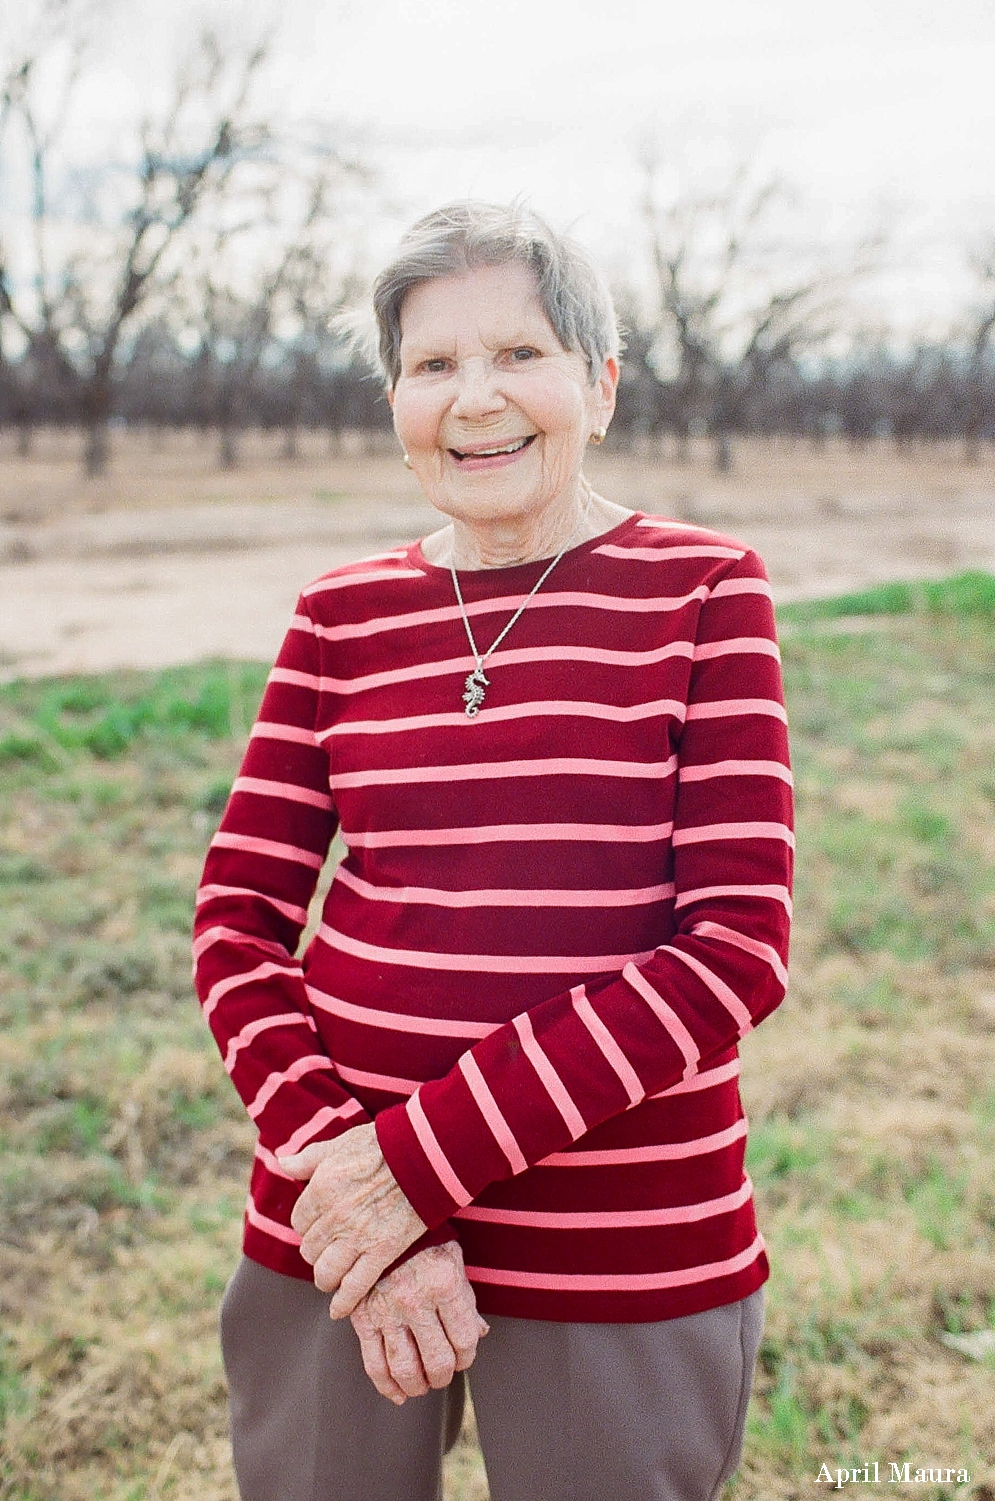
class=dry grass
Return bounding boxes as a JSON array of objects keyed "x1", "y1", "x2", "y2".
[
  {"x1": 1, "y1": 582, "x2": 994, "y2": 1500},
  {"x1": 737, "y1": 586, "x2": 995, "y2": 1500}
]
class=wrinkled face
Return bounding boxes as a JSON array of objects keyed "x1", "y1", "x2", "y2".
[{"x1": 389, "y1": 262, "x2": 617, "y2": 530}]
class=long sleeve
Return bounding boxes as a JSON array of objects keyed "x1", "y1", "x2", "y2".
[
  {"x1": 374, "y1": 548, "x2": 793, "y2": 1229},
  {"x1": 192, "y1": 598, "x2": 371, "y2": 1158}
]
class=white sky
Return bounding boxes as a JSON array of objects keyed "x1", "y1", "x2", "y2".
[{"x1": 5, "y1": 0, "x2": 995, "y2": 334}]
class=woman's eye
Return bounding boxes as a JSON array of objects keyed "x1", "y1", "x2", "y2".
[
  {"x1": 420, "y1": 358, "x2": 452, "y2": 374},
  {"x1": 509, "y1": 347, "x2": 538, "y2": 363}
]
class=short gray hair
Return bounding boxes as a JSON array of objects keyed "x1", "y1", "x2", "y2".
[{"x1": 368, "y1": 201, "x2": 621, "y2": 389}]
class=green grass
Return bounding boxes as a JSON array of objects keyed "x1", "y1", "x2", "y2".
[
  {"x1": 777, "y1": 567, "x2": 995, "y2": 623},
  {"x1": 2, "y1": 580, "x2": 995, "y2": 1499},
  {"x1": 781, "y1": 597, "x2": 995, "y2": 974},
  {"x1": 0, "y1": 662, "x2": 267, "y2": 769}
]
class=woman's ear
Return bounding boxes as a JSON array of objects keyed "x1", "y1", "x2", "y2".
[{"x1": 597, "y1": 356, "x2": 620, "y2": 428}]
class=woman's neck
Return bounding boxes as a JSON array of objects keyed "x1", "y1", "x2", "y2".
[
  {"x1": 422, "y1": 484, "x2": 631, "y2": 570},
  {"x1": 451, "y1": 497, "x2": 588, "y2": 569}
]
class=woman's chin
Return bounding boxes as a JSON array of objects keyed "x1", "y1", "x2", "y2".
[
  {"x1": 428, "y1": 467, "x2": 578, "y2": 530},
  {"x1": 434, "y1": 494, "x2": 550, "y2": 534}
]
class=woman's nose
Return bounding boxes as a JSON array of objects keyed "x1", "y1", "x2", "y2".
[{"x1": 450, "y1": 359, "x2": 506, "y2": 418}]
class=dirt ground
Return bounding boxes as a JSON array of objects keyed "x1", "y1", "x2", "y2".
[{"x1": 1, "y1": 428, "x2": 994, "y2": 680}]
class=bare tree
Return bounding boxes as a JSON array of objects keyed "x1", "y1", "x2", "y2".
[
  {"x1": 180, "y1": 149, "x2": 368, "y2": 468},
  {"x1": 639, "y1": 154, "x2": 871, "y2": 471},
  {"x1": 0, "y1": 17, "x2": 270, "y2": 474},
  {"x1": 0, "y1": 0, "x2": 94, "y2": 452}
]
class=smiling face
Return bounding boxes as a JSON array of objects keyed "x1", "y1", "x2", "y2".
[{"x1": 389, "y1": 262, "x2": 617, "y2": 543}]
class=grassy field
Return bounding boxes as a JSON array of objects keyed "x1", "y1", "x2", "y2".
[{"x1": 1, "y1": 575, "x2": 994, "y2": 1500}]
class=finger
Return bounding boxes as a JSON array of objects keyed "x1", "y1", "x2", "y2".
[
  {"x1": 327, "y1": 1248, "x2": 393, "y2": 1318},
  {"x1": 352, "y1": 1320, "x2": 407, "y2": 1405},
  {"x1": 313, "y1": 1238, "x2": 359, "y2": 1295},
  {"x1": 300, "y1": 1213, "x2": 350, "y2": 1268},
  {"x1": 278, "y1": 1143, "x2": 329, "y2": 1180},
  {"x1": 292, "y1": 1176, "x2": 348, "y2": 1242},
  {"x1": 437, "y1": 1298, "x2": 488, "y2": 1372},
  {"x1": 381, "y1": 1323, "x2": 430, "y2": 1399},
  {"x1": 406, "y1": 1314, "x2": 458, "y2": 1390},
  {"x1": 290, "y1": 1183, "x2": 327, "y2": 1239}
]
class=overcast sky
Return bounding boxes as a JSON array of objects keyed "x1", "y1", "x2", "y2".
[{"x1": 6, "y1": 0, "x2": 995, "y2": 332}]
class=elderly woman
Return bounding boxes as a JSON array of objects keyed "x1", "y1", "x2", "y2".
[{"x1": 193, "y1": 201, "x2": 793, "y2": 1501}]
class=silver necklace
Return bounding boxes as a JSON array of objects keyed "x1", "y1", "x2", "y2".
[{"x1": 450, "y1": 499, "x2": 590, "y2": 718}]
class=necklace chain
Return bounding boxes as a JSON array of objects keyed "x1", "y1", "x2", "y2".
[{"x1": 450, "y1": 493, "x2": 591, "y2": 718}]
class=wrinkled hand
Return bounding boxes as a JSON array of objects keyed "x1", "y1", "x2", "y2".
[
  {"x1": 351, "y1": 1241, "x2": 489, "y2": 1404},
  {"x1": 280, "y1": 1124, "x2": 426, "y2": 1317}
]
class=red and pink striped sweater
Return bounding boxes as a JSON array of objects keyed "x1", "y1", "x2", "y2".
[{"x1": 193, "y1": 512, "x2": 793, "y2": 1322}]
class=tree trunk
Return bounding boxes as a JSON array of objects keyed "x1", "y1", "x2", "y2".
[
  {"x1": 81, "y1": 368, "x2": 113, "y2": 477},
  {"x1": 16, "y1": 422, "x2": 33, "y2": 458},
  {"x1": 218, "y1": 420, "x2": 239, "y2": 469},
  {"x1": 85, "y1": 417, "x2": 110, "y2": 477},
  {"x1": 673, "y1": 418, "x2": 690, "y2": 465},
  {"x1": 713, "y1": 429, "x2": 733, "y2": 473},
  {"x1": 963, "y1": 372, "x2": 983, "y2": 464}
]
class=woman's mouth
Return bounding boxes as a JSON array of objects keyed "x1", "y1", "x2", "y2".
[{"x1": 449, "y1": 434, "x2": 537, "y2": 468}]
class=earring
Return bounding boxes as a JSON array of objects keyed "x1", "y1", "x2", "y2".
[
  {"x1": 589, "y1": 427, "x2": 607, "y2": 445},
  {"x1": 402, "y1": 452, "x2": 413, "y2": 469}
]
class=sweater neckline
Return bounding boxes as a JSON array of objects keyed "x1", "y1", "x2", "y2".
[{"x1": 408, "y1": 511, "x2": 646, "y2": 585}]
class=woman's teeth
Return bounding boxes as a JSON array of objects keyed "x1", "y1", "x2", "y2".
[{"x1": 453, "y1": 436, "x2": 534, "y2": 459}]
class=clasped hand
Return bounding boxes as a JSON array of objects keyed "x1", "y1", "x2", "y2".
[
  {"x1": 280, "y1": 1125, "x2": 489, "y2": 1403},
  {"x1": 280, "y1": 1122, "x2": 426, "y2": 1317},
  {"x1": 351, "y1": 1241, "x2": 489, "y2": 1404}
]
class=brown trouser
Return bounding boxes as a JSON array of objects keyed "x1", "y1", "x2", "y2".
[{"x1": 220, "y1": 1257, "x2": 764, "y2": 1501}]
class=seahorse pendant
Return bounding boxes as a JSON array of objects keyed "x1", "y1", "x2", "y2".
[{"x1": 462, "y1": 666, "x2": 490, "y2": 717}]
